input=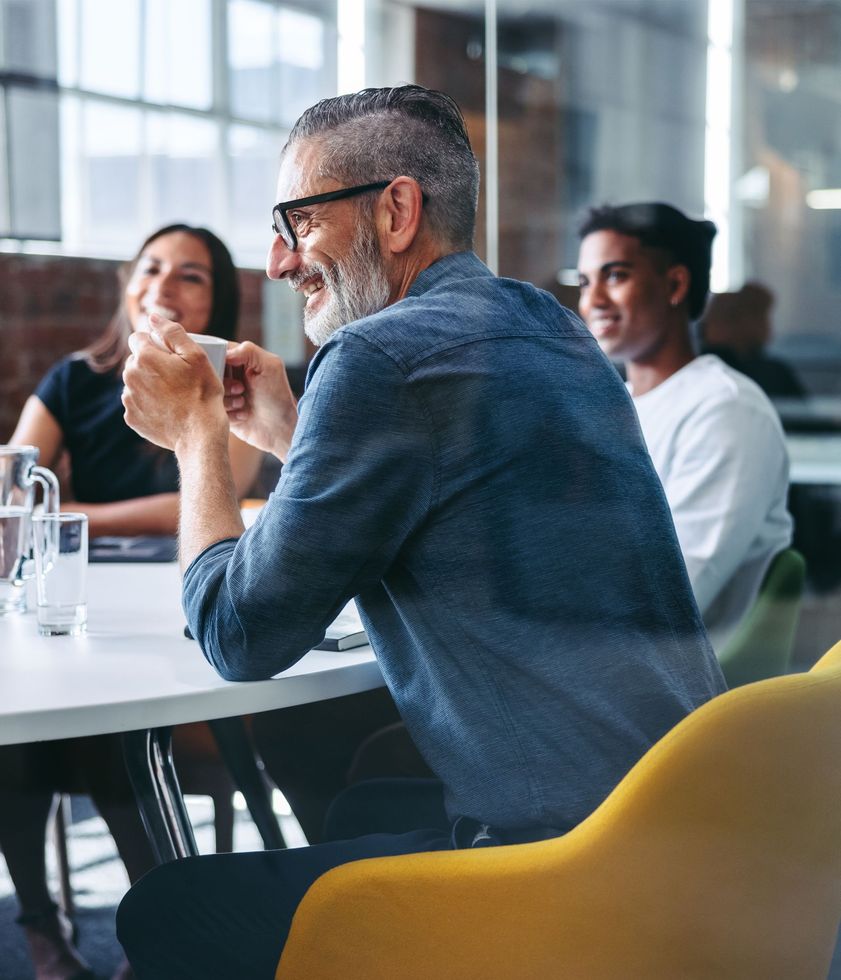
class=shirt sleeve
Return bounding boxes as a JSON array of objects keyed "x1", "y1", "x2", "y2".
[
  {"x1": 33, "y1": 358, "x2": 71, "y2": 426},
  {"x1": 183, "y1": 331, "x2": 436, "y2": 681},
  {"x1": 661, "y1": 398, "x2": 788, "y2": 614}
]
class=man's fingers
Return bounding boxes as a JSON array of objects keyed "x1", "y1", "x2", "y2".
[
  {"x1": 121, "y1": 386, "x2": 145, "y2": 435},
  {"x1": 146, "y1": 314, "x2": 222, "y2": 387},
  {"x1": 148, "y1": 312, "x2": 193, "y2": 355},
  {"x1": 223, "y1": 377, "x2": 245, "y2": 396},
  {"x1": 127, "y1": 330, "x2": 156, "y2": 356},
  {"x1": 224, "y1": 340, "x2": 259, "y2": 365},
  {"x1": 127, "y1": 322, "x2": 182, "y2": 367},
  {"x1": 224, "y1": 340, "x2": 284, "y2": 374},
  {"x1": 124, "y1": 332, "x2": 175, "y2": 386}
]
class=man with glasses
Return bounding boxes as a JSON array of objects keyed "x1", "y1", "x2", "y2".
[{"x1": 118, "y1": 85, "x2": 724, "y2": 978}]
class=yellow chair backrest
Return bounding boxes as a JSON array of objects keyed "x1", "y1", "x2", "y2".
[{"x1": 277, "y1": 640, "x2": 841, "y2": 979}]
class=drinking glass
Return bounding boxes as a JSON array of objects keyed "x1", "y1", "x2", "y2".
[{"x1": 32, "y1": 513, "x2": 88, "y2": 636}]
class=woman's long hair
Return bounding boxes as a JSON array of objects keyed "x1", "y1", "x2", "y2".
[{"x1": 81, "y1": 223, "x2": 240, "y2": 374}]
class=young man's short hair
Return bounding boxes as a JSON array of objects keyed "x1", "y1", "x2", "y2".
[{"x1": 578, "y1": 202, "x2": 717, "y2": 319}]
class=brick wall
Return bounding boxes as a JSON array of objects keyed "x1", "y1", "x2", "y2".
[
  {"x1": 415, "y1": 8, "x2": 568, "y2": 296},
  {"x1": 0, "y1": 253, "x2": 266, "y2": 442}
]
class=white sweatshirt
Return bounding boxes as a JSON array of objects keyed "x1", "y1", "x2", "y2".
[{"x1": 631, "y1": 355, "x2": 793, "y2": 654}]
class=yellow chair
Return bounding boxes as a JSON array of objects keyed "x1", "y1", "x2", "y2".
[{"x1": 276, "y1": 640, "x2": 841, "y2": 980}]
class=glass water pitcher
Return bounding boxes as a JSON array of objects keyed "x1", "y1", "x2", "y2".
[{"x1": 0, "y1": 445, "x2": 60, "y2": 615}]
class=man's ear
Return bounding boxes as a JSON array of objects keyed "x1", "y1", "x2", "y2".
[
  {"x1": 667, "y1": 264, "x2": 691, "y2": 308},
  {"x1": 377, "y1": 177, "x2": 424, "y2": 255}
]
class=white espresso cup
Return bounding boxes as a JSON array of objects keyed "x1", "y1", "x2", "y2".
[{"x1": 187, "y1": 333, "x2": 228, "y2": 379}]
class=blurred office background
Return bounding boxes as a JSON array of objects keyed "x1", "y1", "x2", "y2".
[{"x1": 1, "y1": 0, "x2": 840, "y2": 641}]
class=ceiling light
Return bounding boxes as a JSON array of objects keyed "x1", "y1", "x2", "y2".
[{"x1": 806, "y1": 189, "x2": 841, "y2": 210}]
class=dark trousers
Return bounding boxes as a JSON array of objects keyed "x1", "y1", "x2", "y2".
[
  {"x1": 250, "y1": 686, "x2": 433, "y2": 843},
  {"x1": 116, "y1": 828, "x2": 451, "y2": 980},
  {"x1": 324, "y1": 776, "x2": 448, "y2": 839}
]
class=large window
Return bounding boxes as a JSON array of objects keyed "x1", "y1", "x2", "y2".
[
  {"x1": 741, "y1": 0, "x2": 841, "y2": 391},
  {"x1": 3, "y1": 0, "x2": 841, "y2": 385},
  {"x1": 0, "y1": 0, "x2": 334, "y2": 265},
  {"x1": 0, "y1": 0, "x2": 60, "y2": 239}
]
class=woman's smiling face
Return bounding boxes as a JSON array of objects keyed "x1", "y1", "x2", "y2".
[{"x1": 125, "y1": 231, "x2": 214, "y2": 334}]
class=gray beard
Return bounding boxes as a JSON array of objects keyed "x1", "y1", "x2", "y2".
[{"x1": 294, "y1": 226, "x2": 391, "y2": 348}]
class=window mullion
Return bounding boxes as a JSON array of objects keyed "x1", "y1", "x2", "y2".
[{"x1": 214, "y1": 0, "x2": 230, "y2": 237}]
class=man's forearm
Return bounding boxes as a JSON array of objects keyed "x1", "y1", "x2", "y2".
[{"x1": 176, "y1": 434, "x2": 245, "y2": 571}]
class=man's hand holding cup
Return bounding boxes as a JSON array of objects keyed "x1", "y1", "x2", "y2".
[
  {"x1": 122, "y1": 312, "x2": 229, "y2": 453},
  {"x1": 223, "y1": 342, "x2": 299, "y2": 461}
]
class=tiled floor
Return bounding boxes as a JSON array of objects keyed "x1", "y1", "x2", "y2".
[{"x1": 0, "y1": 794, "x2": 305, "y2": 980}]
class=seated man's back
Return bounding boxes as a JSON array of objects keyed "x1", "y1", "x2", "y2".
[
  {"x1": 118, "y1": 86, "x2": 727, "y2": 980},
  {"x1": 191, "y1": 251, "x2": 725, "y2": 833}
]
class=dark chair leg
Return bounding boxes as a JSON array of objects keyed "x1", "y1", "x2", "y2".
[
  {"x1": 50, "y1": 794, "x2": 74, "y2": 917},
  {"x1": 210, "y1": 789, "x2": 235, "y2": 853},
  {"x1": 208, "y1": 717, "x2": 286, "y2": 851},
  {"x1": 122, "y1": 728, "x2": 198, "y2": 864}
]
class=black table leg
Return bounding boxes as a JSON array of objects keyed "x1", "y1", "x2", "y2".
[
  {"x1": 122, "y1": 728, "x2": 199, "y2": 864},
  {"x1": 208, "y1": 717, "x2": 287, "y2": 851}
]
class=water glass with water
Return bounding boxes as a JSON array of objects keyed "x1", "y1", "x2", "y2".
[{"x1": 32, "y1": 513, "x2": 88, "y2": 636}]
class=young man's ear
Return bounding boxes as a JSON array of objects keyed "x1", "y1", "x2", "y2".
[
  {"x1": 377, "y1": 177, "x2": 424, "y2": 255},
  {"x1": 667, "y1": 265, "x2": 692, "y2": 308}
]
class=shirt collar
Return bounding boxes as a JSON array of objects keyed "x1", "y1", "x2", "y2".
[{"x1": 406, "y1": 251, "x2": 493, "y2": 299}]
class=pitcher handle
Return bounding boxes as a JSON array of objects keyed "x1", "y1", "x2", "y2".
[
  {"x1": 20, "y1": 464, "x2": 61, "y2": 582},
  {"x1": 28, "y1": 464, "x2": 61, "y2": 514}
]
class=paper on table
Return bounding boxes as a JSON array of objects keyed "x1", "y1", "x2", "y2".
[
  {"x1": 240, "y1": 499, "x2": 266, "y2": 530},
  {"x1": 315, "y1": 599, "x2": 369, "y2": 651}
]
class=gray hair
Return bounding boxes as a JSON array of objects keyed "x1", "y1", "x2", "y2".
[{"x1": 285, "y1": 85, "x2": 480, "y2": 252}]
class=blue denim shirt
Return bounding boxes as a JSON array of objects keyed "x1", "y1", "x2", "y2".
[{"x1": 184, "y1": 251, "x2": 725, "y2": 833}]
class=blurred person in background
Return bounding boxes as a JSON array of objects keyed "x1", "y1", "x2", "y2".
[
  {"x1": 2, "y1": 224, "x2": 261, "y2": 980},
  {"x1": 577, "y1": 202, "x2": 793, "y2": 653},
  {"x1": 700, "y1": 281, "x2": 806, "y2": 399}
]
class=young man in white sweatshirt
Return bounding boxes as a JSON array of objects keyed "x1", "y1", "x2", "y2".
[{"x1": 577, "y1": 202, "x2": 793, "y2": 653}]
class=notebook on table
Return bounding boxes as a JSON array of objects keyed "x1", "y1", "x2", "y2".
[
  {"x1": 89, "y1": 536, "x2": 178, "y2": 563},
  {"x1": 315, "y1": 600, "x2": 369, "y2": 651}
]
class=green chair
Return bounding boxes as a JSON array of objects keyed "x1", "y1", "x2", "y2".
[{"x1": 717, "y1": 547, "x2": 806, "y2": 688}]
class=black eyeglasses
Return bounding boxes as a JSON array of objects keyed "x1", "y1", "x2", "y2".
[{"x1": 271, "y1": 180, "x2": 392, "y2": 252}]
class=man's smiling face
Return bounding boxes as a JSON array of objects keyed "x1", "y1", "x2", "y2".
[
  {"x1": 266, "y1": 140, "x2": 391, "y2": 347},
  {"x1": 577, "y1": 229, "x2": 677, "y2": 364}
]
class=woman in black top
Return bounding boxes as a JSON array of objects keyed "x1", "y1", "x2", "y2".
[
  {"x1": 13, "y1": 223, "x2": 260, "y2": 534},
  {"x1": 3, "y1": 225, "x2": 262, "y2": 980}
]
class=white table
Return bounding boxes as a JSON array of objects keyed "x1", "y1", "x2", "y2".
[
  {"x1": 786, "y1": 434, "x2": 841, "y2": 486},
  {"x1": 0, "y1": 562, "x2": 383, "y2": 860}
]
